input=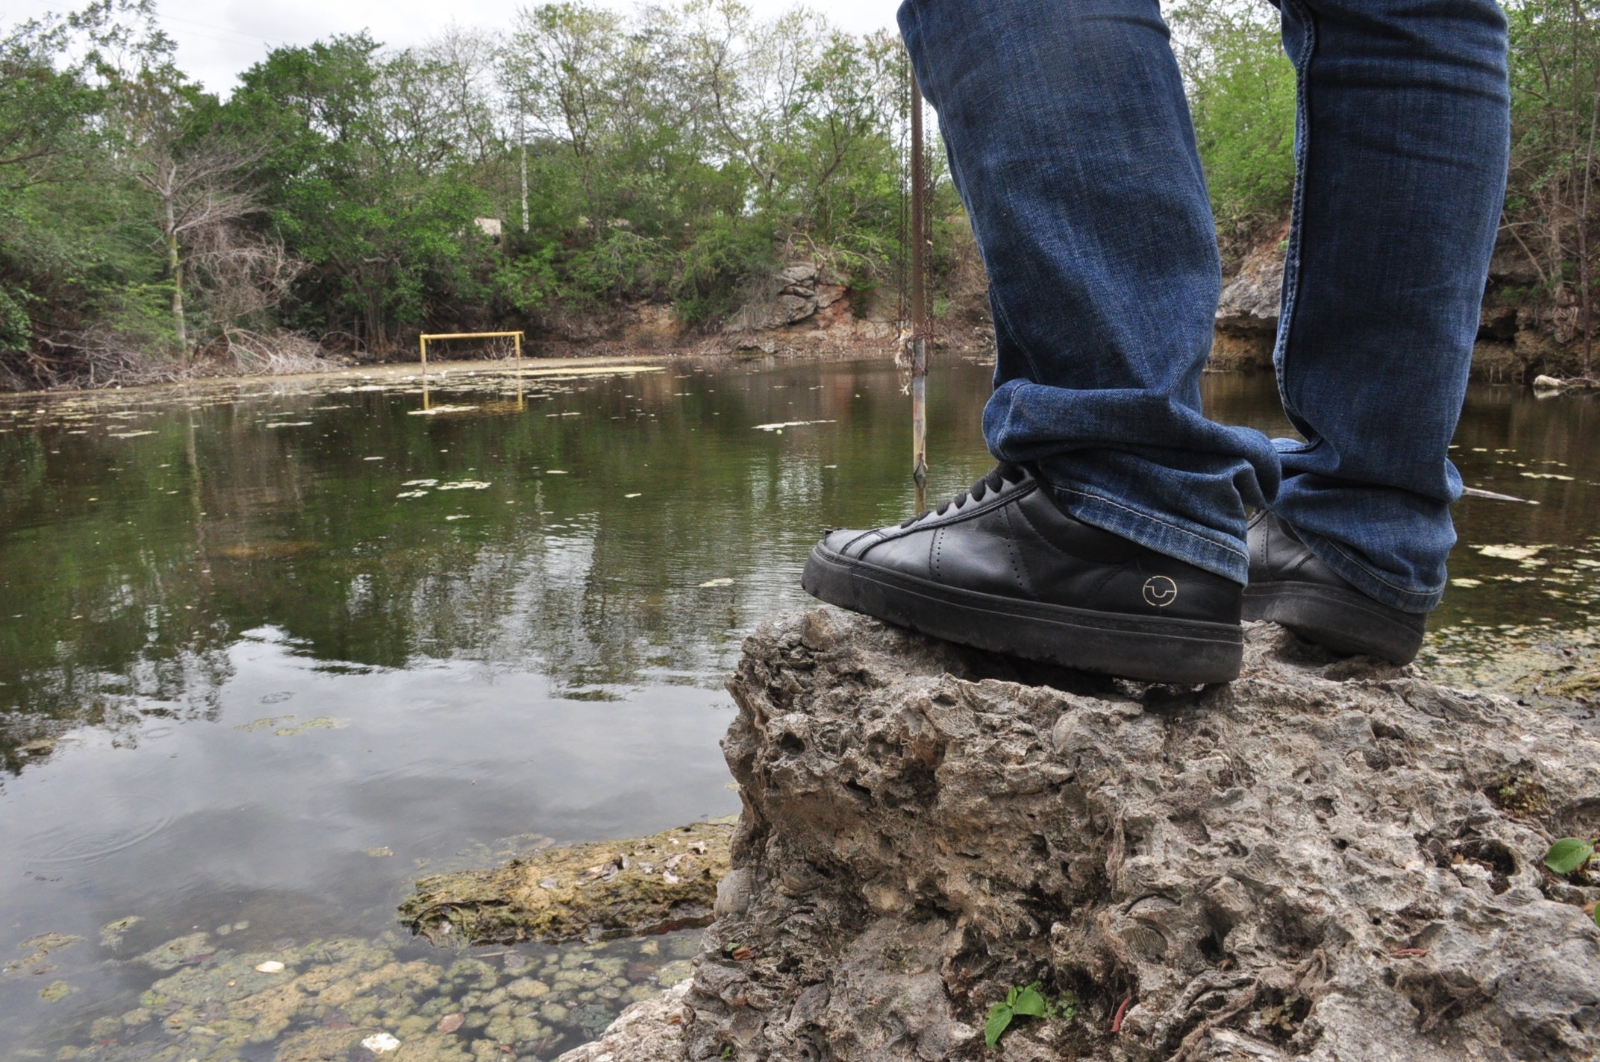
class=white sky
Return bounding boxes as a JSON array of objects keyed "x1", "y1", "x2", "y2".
[{"x1": 0, "y1": 0, "x2": 903, "y2": 95}]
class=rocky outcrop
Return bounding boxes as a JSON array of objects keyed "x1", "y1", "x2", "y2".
[
  {"x1": 401, "y1": 820, "x2": 734, "y2": 945},
  {"x1": 1208, "y1": 229, "x2": 1600, "y2": 380},
  {"x1": 1215, "y1": 241, "x2": 1285, "y2": 342},
  {"x1": 572, "y1": 610, "x2": 1600, "y2": 1061},
  {"x1": 729, "y1": 262, "x2": 851, "y2": 334},
  {"x1": 1210, "y1": 228, "x2": 1285, "y2": 371}
]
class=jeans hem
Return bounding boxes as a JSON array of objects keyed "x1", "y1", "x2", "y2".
[
  {"x1": 1048, "y1": 485, "x2": 1248, "y2": 585},
  {"x1": 1293, "y1": 525, "x2": 1441, "y2": 614}
]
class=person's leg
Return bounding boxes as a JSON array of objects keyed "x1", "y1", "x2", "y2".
[
  {"x1": 898, "y1": 0, "x2": 1280, "y2": 585},
  {"x1": 1262, "y1": 0, "x2": 1510, "y2": 614},
  {"x1": 803, "y1": 0, "x2": 1275, "y2": 684}
]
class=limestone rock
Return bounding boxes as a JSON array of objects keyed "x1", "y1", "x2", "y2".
[
  {"x1": 400, "y1": 820, "x2": 733, "y2": 945},
  {"x1": 728, "y1": 262, "x2": 822, "y2": 332},
  {"x1": 814, "y1": 283, "x2": 848, "y2": 311},
  {"x1": 556, "y1": 979, "x2": 694, "y2": 1062},
  {"x1": 585, "y1": 610, "x2": 1600, "y2": 1062},
  {"x1": 776, "y1": 262, "x2": 819, "y2": 287},
  {"x1": 1216, "y1": 242, "x2": 1285, "y2": 337},
  {"x1": 773, "y1": 293, "x2": 816, "y2": 322}
]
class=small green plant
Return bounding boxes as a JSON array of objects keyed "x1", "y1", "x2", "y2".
[
  {"x1": 983, "y1": 982, "x2": 1077, "y2": 1049},
  {"x1": 1545, "y1": 837, "x2": 1597, "y2": 875},
  {"x1": 1492, "y1": 773, "x2": 1551, "y2": 818},
  {"x1": 1545, "y1": 838, "x2": 1600, "y2": 929}
]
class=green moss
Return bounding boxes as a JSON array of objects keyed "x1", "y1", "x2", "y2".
[{"x1": 1491, "y1": 773, "x2": 1552, "y2": 819}]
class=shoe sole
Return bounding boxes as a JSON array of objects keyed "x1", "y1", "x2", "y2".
[
  {"x1": 1242, "y1": 582, "x2": 1424, "y2": 664},
  {"x1": 802, "y1": 544, "x2": 1242, "y2": 685}
]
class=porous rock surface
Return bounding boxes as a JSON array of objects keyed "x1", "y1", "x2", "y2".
[
  {"x1": 556, "y1": 980, "x2": 694, "y2": 1062},
  {"x1": 401, "y1": 821, "x2": 733, "y2": 945},
  {"x1": 578, "y1": 610, "x2": 1600, "y2": 1061}
]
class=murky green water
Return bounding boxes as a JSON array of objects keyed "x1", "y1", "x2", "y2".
[{"x1": 1, "y1": 356, "x2": 1597, "y2": 1060}]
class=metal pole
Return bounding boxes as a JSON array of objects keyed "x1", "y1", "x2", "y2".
[
  {"x1": 515, "y1": 332, "x2": 524, "y2": 406},
  {"x1": 910, "y1": 71, "x2": 929, "y2": 498}
]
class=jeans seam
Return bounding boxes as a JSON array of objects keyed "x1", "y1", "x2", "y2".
[
  {"x1": 1274, "y1": 0, "x2": 1315, "y2": 426},
  {"x1": 1053, "y1": 485, "x2": 1248, "y2": 563},
  {"x1": 990, "y1": 290, "x2": 1049, "y2": 387},
  {"x1": 1321, "y1": 537, "x2": 1435, "y2": 601}
]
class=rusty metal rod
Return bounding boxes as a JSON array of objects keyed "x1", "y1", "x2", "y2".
[{"x1": 910, "y1": 70, "x2": 929, "y2": 499}]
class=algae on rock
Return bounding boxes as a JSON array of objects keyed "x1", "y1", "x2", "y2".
[
  {"x1": 564, "y1": 610, "x2": 1600, "y2": 1061},
  {"x1": 400, "y1": 820, "x2": 733, "y2": 945}
]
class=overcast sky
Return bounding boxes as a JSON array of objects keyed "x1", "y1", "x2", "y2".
[{"x1": 1, "y1": 0, "x2": 903, "y2": 94}]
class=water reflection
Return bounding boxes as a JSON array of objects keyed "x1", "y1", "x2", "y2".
[{"x1": 1, "y1": 360, "x2": 995, "y2": 767}]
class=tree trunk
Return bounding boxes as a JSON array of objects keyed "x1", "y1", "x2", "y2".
[
  {"x1": 519, "y1": 109, "x2": 530, "y2": 234},
  {"x1": 165, "y1": 197, "x2": 187, "y2": 349}
]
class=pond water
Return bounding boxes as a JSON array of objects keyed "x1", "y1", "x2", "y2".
[{"x1": 1, "y1": 356, "x2": 1597, "y2": 1060}]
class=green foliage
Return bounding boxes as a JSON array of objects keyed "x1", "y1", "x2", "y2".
[
  {"x1": 1545, "y1": 836, "x2": 1597, "y2": 875},
  {"x1": 674, "y1": 219, "x2": 778, "y2": 325},
  {"x1": 0, "y1": 285, "x2": 31, "y2": 350},
  {"x1": 0, "y1": 0, "x2": 951, "y2": 381},
  {"x1": 12, "y1": 0, "x2": 1600, "y2": 381},
  {"x1": 1494, "y1": 772, "x2": 1553, "y2": 817},
  {"x1": 1170, "y1": 1, "x2": 1297, "y2": 245},
  {"x1": 983, "y1": 982, "x2": 1076, "y2": 1049},
  {"x1": 492, "y1": 246, "x2": 559, "y2": 317},
  {"x1": 1501, "y1": 0, "x2": 1600, "y2": 363},
  {"x1": 1539, "y1": 837, "x2": 1600, "y2": 930}
]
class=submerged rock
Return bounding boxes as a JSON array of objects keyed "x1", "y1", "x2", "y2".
[
  {"x1": 569, "y1": 609, "x2": 1600, "y2": 1061},
  {"x1": 556, "y1": 980, "x2": 693, "y2": 1062},
  {"x1": 400, "y1": 821, "x2": 734, "y2": 945},
  {"x1": 50, "y1": 925, "x2": 701, "y2": 1061},
  {"x1": 135, "y1": 931, "x2": 212, "y2": 971}
]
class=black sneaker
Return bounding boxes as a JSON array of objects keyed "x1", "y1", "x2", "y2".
[
  {"x1": 1242, "y1": 510, "x2": 1426, "y2": 664},
  {"x1": 801, "y1": 465, "x2": 1244, "y2": 684}
]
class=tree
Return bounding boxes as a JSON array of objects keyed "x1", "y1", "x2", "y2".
[
  {"x1": 122, "y1": 105, "x2": 266, "y2": 347},
  {"x1": 1504, "y1": 0, "x2": 1600, "y2": 370},
  {"x1": 1168, "y1": 0, "x2": 1297, "y2": 255},
  {"x1": 0, "y1": 14, "x2": 97, "y2": 188}
]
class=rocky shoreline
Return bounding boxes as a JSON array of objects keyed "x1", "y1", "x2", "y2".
[
  {"x1": 548, "y1": 610, "x2": 1600, "y2": 1061},
  {"x1": 1211, "y1": 236, "x2": 1600, "y2": 383}
]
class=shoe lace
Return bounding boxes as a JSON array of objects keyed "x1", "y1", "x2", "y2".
[{"x1": 899, "y1": 464, "x2": 1027, "y2": 528}]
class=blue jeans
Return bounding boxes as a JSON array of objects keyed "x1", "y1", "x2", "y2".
[{"x1": 898, "y1": 0, "x2": 1509, "y2": 612}]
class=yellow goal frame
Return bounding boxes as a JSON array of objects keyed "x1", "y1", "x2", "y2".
[{"x1": 419, "y1": 331, "x2": 524, "y2": 371}]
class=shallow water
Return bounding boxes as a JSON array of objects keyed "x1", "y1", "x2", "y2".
[{"x1": 1, "y1": 357, "x2": 1597, "y2": 1059}]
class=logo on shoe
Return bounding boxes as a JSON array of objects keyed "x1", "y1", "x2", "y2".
[{"x1": 1142, "y1": 576, "x2": 1179, "y2": 608}]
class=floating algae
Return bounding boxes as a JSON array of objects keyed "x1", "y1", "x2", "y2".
[
  {"x1": 273, "y1": 717, "x2": 347, "y2": 737},
  {"x1": 99, "y1": 917, "x2": 140, "y2": 950},
  {"x1": 400, "y1": 820, "x2": 734, "y2": 946},
  {"x1": 12, "y1": 932, "x2": 82, "y2": 970},
  {"x1": 233, "y1": 715, "x2": 293, "y2": 732},
  {"x1": 1420, "y1": 622, "x2": 1600, "y2": 705},
  {"x1": 135, "y1": 932, "x2": 211, "y2": 971}
]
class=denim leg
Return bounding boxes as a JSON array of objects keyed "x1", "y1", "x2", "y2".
[
  {"x1": 898, "y1": 0, "x2": 1280, "y2": 585},
  {"x1": 1270, "y1": 0, "x2": 1510, "y2": 612}
]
